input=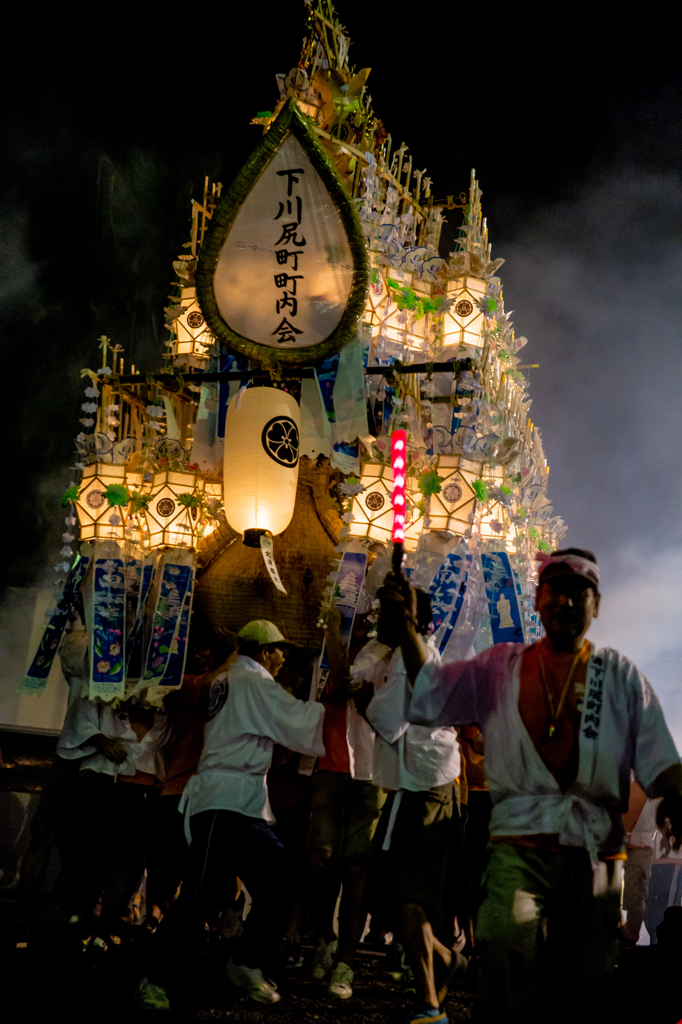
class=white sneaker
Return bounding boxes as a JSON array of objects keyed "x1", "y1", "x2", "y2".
[
  {"x1": 328, "y1": 960, "x2": 354, "y2": 999},
  {"x1": 224, "y1": 962, "x2": 281, "y2": 1004},
  {"x1": 134, "y1": 977, "x2": 171, "y2": 1011},
  {"x1": 311, "y1": 937, "x2": 337, "y2": 981}
]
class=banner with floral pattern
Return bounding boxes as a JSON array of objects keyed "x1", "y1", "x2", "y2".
[
  {"x1": 143, "y1": 562, "x2": 193, "y2": 685},
  {"x1": 125, "y1": 557, "x2": 157, "y2": 681},
  {"x1": 89, "y1": 556, "x2": 127, "y2": 701},
  {"x1": 159, "y1": 582, "x2": 194, "y2": 688},
  {"x1": 21, "y1": 556, "x2": 90, "y2": 694}
]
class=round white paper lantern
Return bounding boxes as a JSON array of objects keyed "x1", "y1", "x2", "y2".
[{"x1": 223, "y1": 387, "x2": 300, "y2": 546}]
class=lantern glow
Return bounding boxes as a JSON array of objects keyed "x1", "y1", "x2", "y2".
[{"x1": 222, "y1": 387, "x2": 301, "y2": 546}]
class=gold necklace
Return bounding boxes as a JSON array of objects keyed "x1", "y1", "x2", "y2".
[{"x1": 537, "y1": 646, "x2": 583, "y2": 740}]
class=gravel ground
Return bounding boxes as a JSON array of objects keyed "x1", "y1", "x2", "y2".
[{"x1": 3, "y1": 914, "x2": 476, "y2": 1024}]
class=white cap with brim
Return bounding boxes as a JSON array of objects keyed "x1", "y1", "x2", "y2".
[{"x1": 237, "y1": 620, "x2": 290, "y2": 646}]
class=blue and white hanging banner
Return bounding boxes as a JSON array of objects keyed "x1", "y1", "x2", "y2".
[
  {"x1": 321, "y1": 543, "x2": 368, "y2": 672},
  {"x1": 143, "y1": 557, "x2": 194, "y2": 686},
  {"x1": 481, "y1": 551, "x2": 524, "y2": 645},
  {"x1": 441, "y1": 554, "x2": 484, "y2": 663},
  {"x1": 125, "y1": 556, "x2": 157, "y2": 680},
  {"x1": 159, "y1": 582, "x2": 194, "y2": 689},
  {"x1": 429, "y1": 549, "x2": 472, "y2": 654},
  {"x1": 21, "y1": 556, "x2": 90, "y2": 695},
  {"x1": 90, "y1": 556, "x2": 127, "y2": 702}
]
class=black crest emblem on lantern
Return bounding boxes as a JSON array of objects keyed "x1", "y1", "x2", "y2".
[
  {"x1": 262, "y1": 416, "x2": 300, "y2": 468},
  {"x1": 455, "y1": 299, "x2": 473, "y2": 317},
  {"x1": 443, "y1": 482, "x2": 463, "y2": 504},
  {"x1": 366, "y1": 491, "x2": 385, "y2": 512},
  {"x1": 187, "y1": 311, "x2": 204, "y2": 329},
  {"x1": 157, "y1": 497, "x2": 176, "y2": 518},
  {"x1": 86, "y1": 490, "x2": 106, "y2": 510}
]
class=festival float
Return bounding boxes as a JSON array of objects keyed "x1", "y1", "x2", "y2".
[{"x1": 22, "y1": 0, "x2": 566, "y2": 707}]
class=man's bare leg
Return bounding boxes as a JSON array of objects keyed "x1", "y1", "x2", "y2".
[{"x1": 398, "y1": 902, "x2": 448, "y2": 1009}]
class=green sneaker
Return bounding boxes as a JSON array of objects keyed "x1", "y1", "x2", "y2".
[
  {"x1": 311, "y1": 937, "x2": 337, "y2": 981},
  {"x1": 327, "y1": 960, "x2": 354, "y2": 999},
  {"x1": 134, "y1": 977, "x2": 171, "y2": 1011}
]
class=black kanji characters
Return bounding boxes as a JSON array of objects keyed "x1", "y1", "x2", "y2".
[
  {"x1": 274, "y1": 223, "x2": 307, "y2": 247},
  {"x1": 276, "y1": 167, "x2": 304, "y2": 196},
  {"x1": 273, "y1": 274, "x2": 303, "y2": 293},
  {"x1": 275, "y1": 249, "x2": 304, "y2": 271},
  {"x1": 271, "y1": 318, "x2": 303, "y2": 345},
  {"x1": 274, "y1": 196, "x2": 303, "y2": 223}
]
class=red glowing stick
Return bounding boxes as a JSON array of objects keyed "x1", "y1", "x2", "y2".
[{"x1": 391, "y1": 429, "x2": 407, "y2": 572}]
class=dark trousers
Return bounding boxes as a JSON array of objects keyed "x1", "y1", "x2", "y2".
[
  {"x1": 147, "y1": 794, "x2": 188, "y2": 913},
  {"x1": 74, "y1": 772, "x2": 159, "y2": 933},
  {"x1": 148, "y1": 809, "x2": 293, "y2": 986}
]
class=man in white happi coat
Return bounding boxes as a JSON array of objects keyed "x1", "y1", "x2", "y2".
[
  {"x1": 353, "y1": 589, "x2": 463, "y2": 1024},
  {"x1": 381, "y1": 548, "x2": 682, "y2": 1023},
  {"x1": 137, "y1": 619, "x2": 325, "y2": 1011}
]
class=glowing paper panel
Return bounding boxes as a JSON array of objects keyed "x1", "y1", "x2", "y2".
[{"x1": 197, "y1": 98, "x2": 368, "y2": 366}]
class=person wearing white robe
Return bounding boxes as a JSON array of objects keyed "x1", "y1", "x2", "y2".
[
  {"x1": 139, "y1": 620, "x2": 325, "y2": 1011},
  {"x1": 380, "y1": 549, "x2": 682, "y2": 1024},
  {"x1": 362, "y1": 633, "x2": 463, "y2": 1024}
]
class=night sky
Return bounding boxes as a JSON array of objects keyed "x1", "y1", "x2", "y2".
[{"x1": 2, "y1": 5, "x2": 680, "y2": 739}]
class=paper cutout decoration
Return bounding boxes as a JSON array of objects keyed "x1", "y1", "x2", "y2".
[
  {"x1": 196, "y1": 97, "x2": 368, "y2": 366},
  {"x1": 222, "y1": 386, "x2": 300, "y2": 545},
  {"x1": 76, "y1": 433, "x2": 137, "y2": 465}
]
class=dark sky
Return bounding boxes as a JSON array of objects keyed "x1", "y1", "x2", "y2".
[{"x1": 2, "y1": 4, "x2": 680, "y2": 734}]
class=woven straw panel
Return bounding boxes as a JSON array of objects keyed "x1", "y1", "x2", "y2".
[{"x1": 193, "y1": 457, "x2": 343, "y2": 653}]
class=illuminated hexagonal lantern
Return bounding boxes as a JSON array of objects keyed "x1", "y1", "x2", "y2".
[
  {"x1": 146, "y1": 470, "x2": 204, "y2": 549},
  {"x1": 76, "y1": 463, "x2": 132, "y2": 542},
  {"x1": 350, "y1": 463, "x2": 423, "y2": 551},
  {"x1": 364, "y1": 268, "x2": 432, "y2": 356},
  {"x1": 427, "y1": 456, "x2": 480, "y2": 534},
  {"x1": 442, "y1": 276, "x2": 488, "y2": 350},
  {"x1": 172, "y1": 286, "x2": 213, "y2": 365}
]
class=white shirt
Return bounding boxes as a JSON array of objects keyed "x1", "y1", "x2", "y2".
[
  {"x1": 410, "y1": 643, "x2": 680, "y2": 862},
  {"x1": 628, "y1": 798, "x2": 660, "y2": 849},
  {"x1": 335, "y1": 639, "x2": 393, "y2": 781},
  {"x1": 179, "y1": 656, "x2": 325, "y2": 825},
  {"x1": 367, "y1": 642, "x2": 460, "y2": 792},
  {"x1": 57, "y1": 628, "x2": 170, "y2": 779}
]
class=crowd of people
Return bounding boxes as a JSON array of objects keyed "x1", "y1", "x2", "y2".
[{"x1": 14, "y1": 548, "x2": 682, "y2": 1023}]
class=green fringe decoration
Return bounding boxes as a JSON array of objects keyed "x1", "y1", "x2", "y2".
[
  {"x1": 105, "y1": 484, "x2": 130, "y2": 506},
  {"x1": 418, "y1": 469, "x2": 442, "y2": 497},
  {"x1": 61, "y1": 485, "x2": 79, "y2": 507},
  {"x1": 537, "y1": 539, "x2": 553, "y2": 552},
  {"x1": 472, "y1": 479, "x2": 489, "y2": 503},
  {"x1": 177, "y1": 493, "x2": 202, "y2": 508},
  {"x1": 130, "y1": 491, "x2": 152, "y2": 514}
]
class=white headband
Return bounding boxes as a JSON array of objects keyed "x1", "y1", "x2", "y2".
[{"x1": 536, "y1": 551, "x2": 600, "y2": 588}]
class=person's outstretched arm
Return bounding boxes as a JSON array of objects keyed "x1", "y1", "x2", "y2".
[{"x1": 379, "y1": 572, "x2": 429, "y2": 683}]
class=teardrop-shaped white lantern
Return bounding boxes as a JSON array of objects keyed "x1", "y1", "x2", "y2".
[
  {"x1": 223, "y1": 387, "x2": 300, "y2": 546},
  {"x1": 196, "y1": 97, "x2": 368, "y2": 367}
]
